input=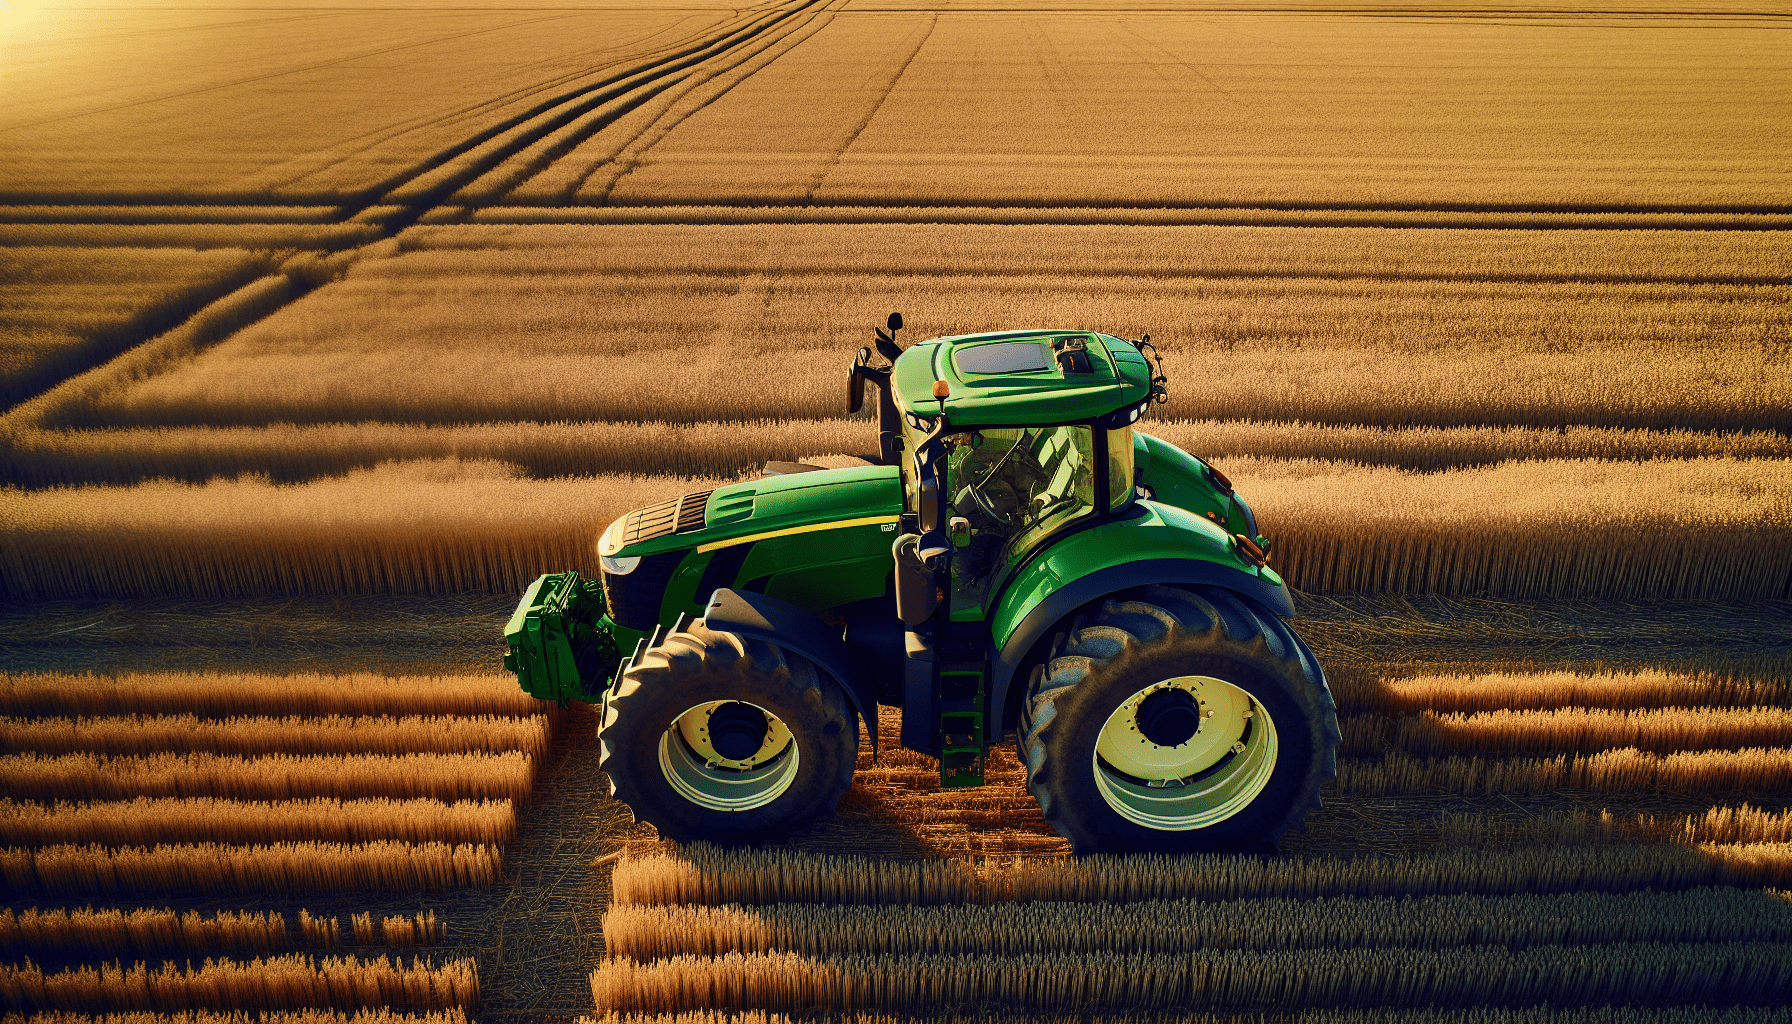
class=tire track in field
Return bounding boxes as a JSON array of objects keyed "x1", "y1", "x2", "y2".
[
  {"x1": 351, "y1": 0, "x2": 831, "y2": 230},
  {"x1": 803, "y1": 12, "x2": 938, "y2": 204},
  {"x1": 518, "y1": 4, "x2": 838, "y2": 206}
]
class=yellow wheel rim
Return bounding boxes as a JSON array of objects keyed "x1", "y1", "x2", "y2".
[{"x1": 1092, "y1": 675, "x2": 1278, "y2": 831}]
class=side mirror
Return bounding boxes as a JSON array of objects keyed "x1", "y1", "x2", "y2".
[
  {"x1": 847, "y1": 358, "x2": 865, "y2": 414},
  {"x1": 887, "y1": 311, "x2": 903, "y2": 332}
]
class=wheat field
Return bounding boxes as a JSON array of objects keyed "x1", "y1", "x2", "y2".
[{"x1": 3, "y1": 0, "x2": 1789, "y2": 1018}]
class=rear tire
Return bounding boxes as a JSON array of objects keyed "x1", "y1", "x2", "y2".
[
  {"x1": 599, "y1": 620, "x2": 858, "y2": 843},
  {"x1": 1019, "y1": 584, "x2": 1338, "y2": 854}
]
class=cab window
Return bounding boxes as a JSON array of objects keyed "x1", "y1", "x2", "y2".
[{"x1": 941, "y1": 425, "x2": 1096, "y2": 612}]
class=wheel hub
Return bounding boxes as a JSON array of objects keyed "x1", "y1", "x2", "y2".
[
  {"x1": 1135, "y1": 687, "x2": 1201, "y2": 747},
  {"x1": 706, "y1": 702, "x2": 769, "y2": 761}
]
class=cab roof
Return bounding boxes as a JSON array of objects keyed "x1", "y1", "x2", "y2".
[{"x1": 891, "y1": 329, "x2": 1154, "y2": 428}]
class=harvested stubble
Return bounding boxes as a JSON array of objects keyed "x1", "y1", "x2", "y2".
[
  {"x1": 349, "y1": 913, "x2": 441, "y2": 947},
  {"x1": 1333, "y1": 747, "x2": 1792, "y2": 797},
  {"x1": 4, "y1": 841, "x2": 501, "y2": 896},
  {"x1": 587, "y1": 942, "x2": 1791, "y2": 1013},
  {"x1": 0, "y1": 907, "x2": 290, "y2": 958},
  {"x1": 0, "y1": 673, "x2": 537, "y2": 721},
  {"x1": 0, "y1": 797, "x2": 515, "y2": 848},
  {"x1": 1340, "y1": 706, "x2": 1792, "y2": 756},
  {"x1": 1330, "y1": 667, "x2": 1792, "y2": 716},
  {"x1": 0, "y1": 751, "x2": 534, "y2": 803},
  {"x1": 610, "y1": 843, "x2": 1792, "y2": 906},
  {"x1": 0, "y1": 714, "x2": 550, "y2": 759},
  {"x1": 571, "y1": 1008, "x2": 1792, "y2": 1024},
  {"x1": 0, "y1": 953, "x2": 478, "y2": 1013},
  {"x1": 0, "y1": 460, "x2": 718, "y2": 600},
  {"x1": 603, "y1": 887, "x2": 1792, "y2": 961},
  {"x1": 1433, "y1": 805, "x2": 1792, "y2": 850},
  {"x1": 4, "y1": 1012, "x2": 469, "y2": 1024}
]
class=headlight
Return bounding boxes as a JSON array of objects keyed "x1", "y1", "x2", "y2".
[{"x1": 601, "y1": 554, "x2": 641, "y2": 575}]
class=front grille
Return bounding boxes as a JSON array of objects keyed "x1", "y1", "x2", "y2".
[{"x1": 601, "y1": 550, "x2": 689, "y2": 632}]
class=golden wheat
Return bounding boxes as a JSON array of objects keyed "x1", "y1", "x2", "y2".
[
  {"x1": 478, "y1": 204, "x2": 1792, "y2": 231},
  {"x1": 0, "y1": 953, "x2": 478, "y2": 1013},
  {"x1": 69, "y1": 249, "x2": 1791, "y2": 433},
  {"x1": 587, "y1": 942, "x2": 1790, "y2": 1013},
  {"x1": 0, "y1": 751, "x2": 534, "y2": 803},
  {"x1": 610, "y1": 842, "x2": 1792, "y2": 907},
  {"x1": 0, "y1": 247, "x2": 271, "y2": 406},
  {"x1": 1432, "y1": 804, "x2": 1792, "y2": 850},
  {"x1": 602, "y1": 886, "x2": 1792, "y2": 961},
  {"x1": 3, "y1": 1011, "x2": 470, "y2": 1024},
  {"x1": 1342, "y1": 706, "x2": 1792, "y2": 756},
  {"x1": 298, "y1": 911, "x2": 338, "y2": 951},
  {"x1": 0, "y1": 0, "x2": 739, "y2": 202},
  {"x1": 1331, "y1": 667, "x2": 1792, "y2": 716},
  {"x1": 348, "y1": 913, "x2": 440, "y2": 947},
  {"x1": 568, "y1": 1009, "x2": 1791, "y2": 1024},
  {"x1": 562, "y1": 16, "x2": 1789, "y2": 210},
  {"x1": 6, "y1": 841, "x2": 501, "y2": 896},
  {"x1": 0, "y1": 461, "x2": 718, "y2": 599},
  {"x1": 1334, "y1": 747, "x2": 1792, "y2": 797},
  {"x1": 0, "y1": 797, "x2": 515, "y2": 848},
  {"x1": 0, "y1": 907, "x2": 290, "y2": 957},
  {"x1": 6, "y1": 455, "x2": 1788, "y2": 601},
  {"x1": 0, "y1": 673, "x2": 537, "y2": 720},
  {"x1": 15, "y1": 417, "x2": 1790, "y2": 492},
  {"x1": 0, "y1": 714, "x2": 550, "y2": 758}
]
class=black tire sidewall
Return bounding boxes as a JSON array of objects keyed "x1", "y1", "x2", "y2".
[
  {"x1": 1045, "y1": 637, "x2": 1321, "y2": 854},
  {"x1": 610, "y1": 664, "x2": 857, "y2": 842}
]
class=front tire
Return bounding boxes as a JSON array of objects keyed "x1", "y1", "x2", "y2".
[
  {"x1": 599, "y1": 620, "x2": 858, "y2": 843},
  {"x1": 1020, "y1": 584, "x2": 1339, "y2": 854}
]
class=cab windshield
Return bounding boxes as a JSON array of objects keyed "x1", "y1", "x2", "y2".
[{"x1": 941, "y1": 425, "x2": 1097, "y2": 613}]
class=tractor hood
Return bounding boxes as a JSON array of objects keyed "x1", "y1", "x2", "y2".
[{"x1": 597, "y1": 465, "x2": 903, "y2": 559}]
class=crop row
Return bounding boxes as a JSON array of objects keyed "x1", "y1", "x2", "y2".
[
  {"x1": 0, "y1": 797, "x2": 516, "y2": 849},
  {"x1": 7, "y1": 1011, "x2": 468, "y2": 1024},
  {"x1": 565, "y1": 1008, "x2": 1792, "y2": 1024},
  {"x1": 588, "y1": 943, "x2": 1791, "y2": 1014},
  {"x1": 0, "y1": 908, "x2": 440, "y2": 958},
  {"x1": 0, "y1": 673, "x2": 536, "y2": 721},
  {"x1": 0, "y1": 954, "x2": 478, "y2": 1014},
  {"x1": 12, "y1": 417, "x2": 1792, "y2": 490},
  {"x1": 0, "y1": 714, "x2": 549, "y2": 759},
  {"x1": 0, "y1": 841, "x2": 502, "y2": 896},
  {"x1": 1330, "y1": 668, "x2": 1792, "y2": 716},
  {"x1": 1333, "y1": 747, "x2": 1792, "y2": 797},
  {"x1": 0, "y1": 751, "x2": 535, "y2": 803},
  {"x1": 610, "y1": 843, "x2": 1792, "y2": 907},
  {"x1": 1338, "y1": 707, "x2": 1792, "y2": 756},
  {"x1": 601, "y1": 887, "x2": 1792, "y2": 960},
  {"x1": 4, "y1": 455, "x2": 1788, "y2": 601}
]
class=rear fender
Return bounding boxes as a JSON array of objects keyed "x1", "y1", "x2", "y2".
[
  {"x1": 987, "y1": 505, "x2": 1295, "y2": 743},
  {"x1": 700, "y1": 588, "x2": 880, "y2": 753}
]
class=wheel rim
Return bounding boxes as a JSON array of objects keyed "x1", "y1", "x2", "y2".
[
  {"x1": 657, "y1": 700, "x2": 800, "y2": 811},
  {"x1": 1091, "y1": 674, "x2": 1278, "y2": 831}
]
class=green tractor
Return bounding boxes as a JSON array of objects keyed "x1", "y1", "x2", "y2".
[{"x1": 505, "y1": 315, "x2": 1339, "y2": 853}]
